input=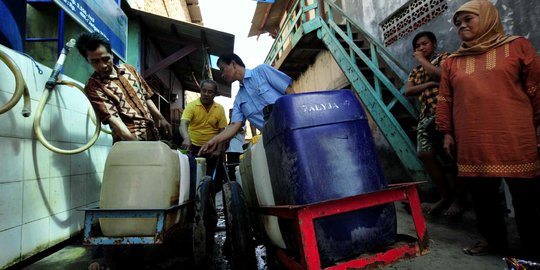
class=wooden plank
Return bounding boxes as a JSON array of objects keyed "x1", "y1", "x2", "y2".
[{"x1": 143, "y1": 44, "x2": 198, "y2": 78}]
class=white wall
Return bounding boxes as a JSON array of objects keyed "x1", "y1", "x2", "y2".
[{"x1": 0, "y1": 45, "x2": 111, "y2": 269}]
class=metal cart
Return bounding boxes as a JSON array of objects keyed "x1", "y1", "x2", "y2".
[
  {"x1": 223, "y1": 178, "x2": 429, "y2": 269},
  {"x1": 82, "y1": 176, "x2": 217, "y2": 269}
]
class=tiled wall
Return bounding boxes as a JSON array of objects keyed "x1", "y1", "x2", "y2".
[{"x1": 0, "y1": 45, "x2": 111, "y2": 269}]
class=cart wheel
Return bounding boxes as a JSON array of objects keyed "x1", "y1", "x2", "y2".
[
  {"x1": 266, "y1": 246, "x2": 287, "y2": 270},
  {"x1": 223, "y1": 182, "x2": 257, "y2": 270},
  {"x1": 192, "y1": 177, "x2": 217, "y2": 267}
]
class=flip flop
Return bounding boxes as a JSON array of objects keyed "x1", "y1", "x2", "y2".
[{"x1": 463, "y1": 241, "x2": 492, "y2": 256}]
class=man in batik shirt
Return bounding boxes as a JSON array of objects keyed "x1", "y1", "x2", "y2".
[{"x1": 75, "y1": 32, "x2": 171, "y2": 143}]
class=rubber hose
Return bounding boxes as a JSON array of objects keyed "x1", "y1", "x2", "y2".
[
  {"x1": 88, "y1": 107, "x2": 112, "y2": 134},
  {"x1": 0, "y1": 50, "x2": 31, "y2": 117},
  {"x1": 33, "y1": 80, "x2": 101, "y2": 155}
]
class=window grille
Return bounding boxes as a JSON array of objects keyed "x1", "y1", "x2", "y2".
[{"x1": 381, "y1": 0, "x2": 448, "y2": 46}]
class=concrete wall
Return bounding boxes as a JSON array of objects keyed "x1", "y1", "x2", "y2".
[
  {"x1": 342, "y1": 0, "x2": 540, "y2": 71},
  {"x1": 24, "y1": 4, "x2": 60, "y2": 69},
  {"x1": 0, "y1": 45, "x2": 112, "y2": 269}
]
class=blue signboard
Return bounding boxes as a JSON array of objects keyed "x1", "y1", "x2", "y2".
[{"x1": 54, "y1": 0, "x2": 128, "y2": 61}]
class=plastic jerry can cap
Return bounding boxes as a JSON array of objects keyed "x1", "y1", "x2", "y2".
[{"x1": 263, "y1": 104, "x2": 274, "y2": 121}]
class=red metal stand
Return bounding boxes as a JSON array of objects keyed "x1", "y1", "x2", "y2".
[{"x1": 255, "y1": 182, "x2": 428, "y2": 270}]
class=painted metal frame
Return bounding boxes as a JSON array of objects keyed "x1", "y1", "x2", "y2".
[
  {"x1": 26, "y1": 0, "x2": 123, "y2": 57},
  {"x1": 81, "y1": 200, "x2": 193, "y2": 245},
  {"x1": 255, "y1": 182, "x2": 429, "y2": 270},
  {"x1": 26, "y1": 0, "x2": 64, "y2": 56}
]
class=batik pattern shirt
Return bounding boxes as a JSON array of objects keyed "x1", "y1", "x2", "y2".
[
  {"x1": 408, "y1": 52, "x2": 449, "y2": 119},
  {"x1": 84, "y1": 64, "x2": 159, "y2": 142}
]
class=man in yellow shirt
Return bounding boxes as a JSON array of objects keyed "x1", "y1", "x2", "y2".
[{"x1": 180, "y1": 79, "x2": 227, "y2": 176}]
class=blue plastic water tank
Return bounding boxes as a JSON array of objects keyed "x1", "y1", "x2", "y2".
[
  {"x1": 0, "y1": 0, "x2": 25, "y2": 51},
  {"x1": 263, "y1": 90, "x2": 397, "y2": 265}
]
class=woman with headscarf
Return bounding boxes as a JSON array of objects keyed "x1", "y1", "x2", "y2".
[{"x1": 436, "y1": 0, "x2": 540, "y2": 258}]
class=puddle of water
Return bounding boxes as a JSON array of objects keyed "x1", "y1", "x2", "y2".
[
  {"x1": 214, "y1": 192, "x2": 268, "y2": 270},
  {"x1": 256, "y1": 245, "x2": 267, "y2": 269}
]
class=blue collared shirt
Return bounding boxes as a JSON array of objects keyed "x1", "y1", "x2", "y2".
[{"x1": 231, "y1": 64, "x2": 292, "y2": 130}]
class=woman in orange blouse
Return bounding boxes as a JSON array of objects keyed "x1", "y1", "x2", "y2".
[{"x1": 436, "y1": 0, "x2": 540, "y2": 258}]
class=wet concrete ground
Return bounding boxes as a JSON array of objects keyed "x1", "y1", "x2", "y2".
[{"x1": 23, "y1": 192, "x2": 520, "y2": 270}]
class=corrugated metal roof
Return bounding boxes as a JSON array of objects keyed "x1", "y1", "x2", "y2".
[{"x1": 131, "y1": 9, "x2": 235, "y2": 97}]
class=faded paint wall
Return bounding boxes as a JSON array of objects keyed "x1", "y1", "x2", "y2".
[
  {"x1": 342, "y1": 0, "x2": 540, "y2": 71},
  {"x1": 24, "y1": 4, "x2": 146, "y2": 85},
  {"x1": 25, "y1": 4, "x2": 91, "y2": 84},
  {"x1": 127, "y1": 20, "x2": 143, "y2": 71},
  {"x1": 340, "y1": 0, "x2": 409, "y2": 42},
  {"x1": 292, "y1": 51, "x2": 349, "y2": 93}
]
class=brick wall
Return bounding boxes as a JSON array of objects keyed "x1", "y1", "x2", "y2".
[{"x1": 142, "y1": 0, "x2": 192, "y2": 22}]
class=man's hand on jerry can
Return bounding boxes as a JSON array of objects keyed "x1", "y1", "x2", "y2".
[
  {"x1": 181, "y1": 138, "x2": 191, "y2": 151},
  {"x1": 199, "y1": 139, "x2": 217, "y2": 156},
  {"x1": 160, "y1": 119, "x2": 173, "y2": 139}
]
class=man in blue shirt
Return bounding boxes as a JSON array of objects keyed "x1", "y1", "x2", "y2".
[{"x1": 199, "y1": 53, "x2": 294, "y2": 155}]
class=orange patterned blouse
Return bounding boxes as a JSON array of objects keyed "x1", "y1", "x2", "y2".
[{"x1": 436, "y1": 38, "x2": 540, "y2": 178}]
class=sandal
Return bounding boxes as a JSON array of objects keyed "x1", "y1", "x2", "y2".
[{"x1": 463, "y1": 241, "x2": 493, "y2": 256}]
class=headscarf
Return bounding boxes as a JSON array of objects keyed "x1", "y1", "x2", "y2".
[{"x1": 452, "y1": 0, "x2": 519, "y2": 56}]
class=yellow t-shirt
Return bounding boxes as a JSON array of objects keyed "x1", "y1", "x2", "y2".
[{"x1": 181, "y1": 99, "x2": 227, "y2": 146}]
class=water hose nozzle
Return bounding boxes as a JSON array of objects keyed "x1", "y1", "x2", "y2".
[{"x1": 45, "y1": 39, "x2": 77, "y2": 90}]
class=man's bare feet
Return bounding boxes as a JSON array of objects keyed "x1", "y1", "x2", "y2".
[
  {"x1": 424, "y1": 198, "x2": 451, "y2": 215},
  {"x1": 444, "y1": 199, "x2": 466, "y2": 217},
  {"x1": 88, "y1": 262, "x2": 107, "y2": 270}
]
